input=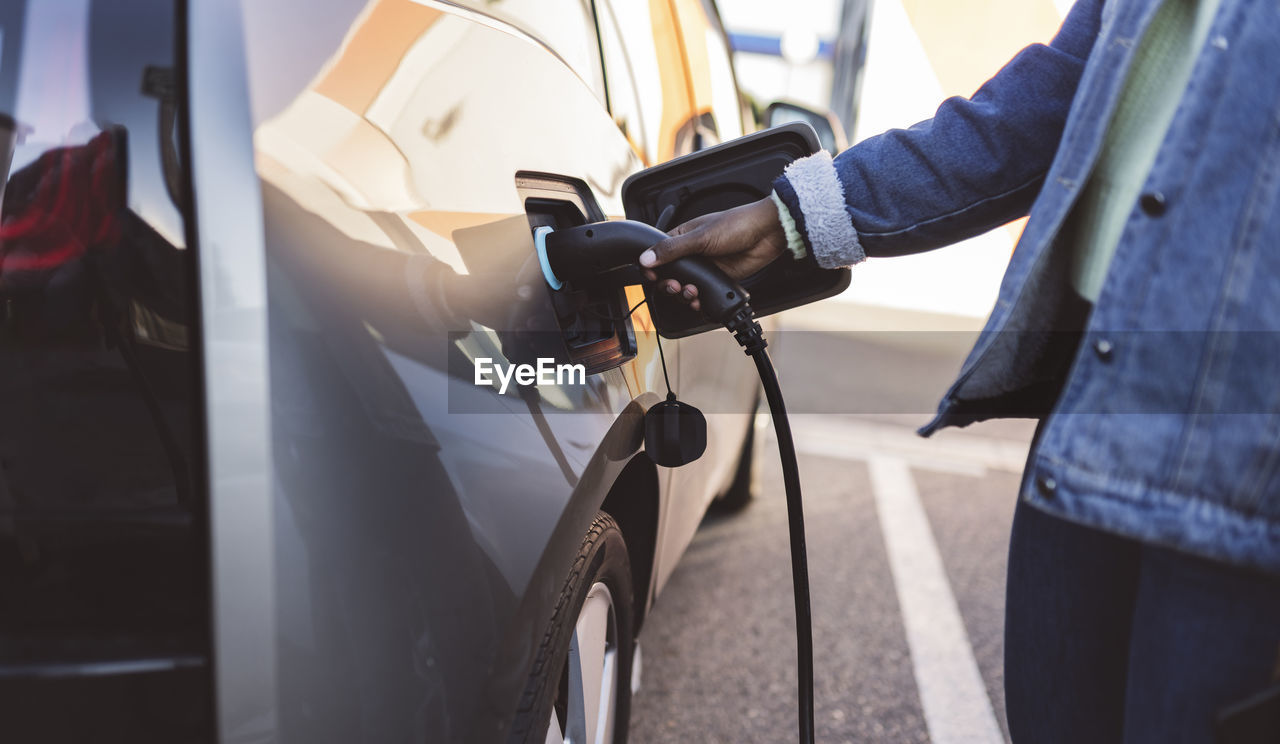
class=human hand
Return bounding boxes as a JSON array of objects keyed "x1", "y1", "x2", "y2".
[{"x1": 638, "y1": 196, "x2": 787, "y2": 313}]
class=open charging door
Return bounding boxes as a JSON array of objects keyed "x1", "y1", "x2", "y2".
[{"x1": 622, "y1": 122, "x2": 852, "y2": 338}]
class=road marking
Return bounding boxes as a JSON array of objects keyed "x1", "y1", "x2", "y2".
[
  {"x1": 867, "y1": 456, "x2": 1006, "y2": 744},
  {"x1": 790, "y1": 414, "x2": 1030, "y2": 476}
]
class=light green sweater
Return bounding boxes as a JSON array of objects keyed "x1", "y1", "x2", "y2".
[{"x1": 1065, "y1": 0, "x2": 1224, "y2": 301}]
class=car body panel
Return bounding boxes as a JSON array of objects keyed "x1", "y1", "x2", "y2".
[
  {"x1": 235, "y1": 0, "x2": 765, "y2": 739},
  {"x1": 188, "y1": 2, "x2": 278, "y2": 741}
]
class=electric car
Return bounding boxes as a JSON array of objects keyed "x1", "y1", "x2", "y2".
[{"x1": 0, "y1": 1, "x2": 840, "y2": 742}]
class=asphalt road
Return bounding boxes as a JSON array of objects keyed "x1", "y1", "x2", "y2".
[{"x1": 630, "y1": 316, "x2": 1037, "y2": 743}]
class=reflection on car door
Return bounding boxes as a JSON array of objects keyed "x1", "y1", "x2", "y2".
[{"x1": 243, "y1": 1, "x2": 661, "y2": 740}]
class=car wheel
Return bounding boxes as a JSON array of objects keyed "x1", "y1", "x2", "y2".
[
  {"x1": 510, "y1": 513, "x2": 634, "y2": 744},
  {"x1": 715, "y1": 403, "x2": 767, "y2": 513}
]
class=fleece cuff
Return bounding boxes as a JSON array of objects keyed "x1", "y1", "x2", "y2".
[
  {"x1": 772, "y1": 150, "x2": 865, "y2": 269},
  {"x1": 770, "y1": 190, "x2": 807, "y2": 260}
]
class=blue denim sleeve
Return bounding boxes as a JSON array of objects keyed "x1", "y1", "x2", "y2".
[{"x1": 774, "y1": 0, "x2": 1103, "y2": 268}]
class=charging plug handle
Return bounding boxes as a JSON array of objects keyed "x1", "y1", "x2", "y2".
[{"x1": 543, "y1": 220, "x2": 750, "y2": 324}]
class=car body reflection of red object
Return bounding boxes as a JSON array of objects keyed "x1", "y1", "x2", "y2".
[{"x1": 1, "y1": 130, "x2": 123, "y2": 274}]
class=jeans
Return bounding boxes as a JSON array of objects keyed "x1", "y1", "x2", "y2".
[{"x1": 1004, "y1": 499, "x2": 1280, "y2": 743}]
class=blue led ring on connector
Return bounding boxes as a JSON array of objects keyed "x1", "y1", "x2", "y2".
[{"x1": 534, "y1": 226, "x2": 564, "y2": 290}]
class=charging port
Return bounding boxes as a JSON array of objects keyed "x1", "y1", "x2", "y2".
[{"x1": 517, "y1": 174, "x2": 636, "y2": 375}]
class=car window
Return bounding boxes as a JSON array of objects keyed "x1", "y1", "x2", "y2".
[
  {"x1": 668, "y1": 0, "x2": 744, "y2": 148},
  {"x1": 6, "y1": 0, "x2": 188, "y2": 247},
  {"x1": 701, "y1": 14, "x2": 745, "y2": 142},
  {"x1": 595, "y1": 0, "x2": 671, "y2": 165}
]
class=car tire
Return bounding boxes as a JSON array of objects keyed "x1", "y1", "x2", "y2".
[
  {"x1": 715, "y1": 405, "x2": 765, "y2": 513},
  {"x1": 509, "y1": 512, "x2": 634, "y2": 744}
]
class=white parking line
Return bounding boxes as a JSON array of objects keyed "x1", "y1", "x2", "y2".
[
  {"x1": 790, "y1": 414, "x2": 1030, "y2": 476},
  {"x1": 867, "y1": 456, "x2": 1006, "y2": 744}
]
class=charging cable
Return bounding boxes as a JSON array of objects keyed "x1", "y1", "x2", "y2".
[
  {"x1": 725, "y1": 309, "x2": 816, "y2": 744},
  {"x1": 541, "y1": 220, "x2": 816, "y2": 744}
]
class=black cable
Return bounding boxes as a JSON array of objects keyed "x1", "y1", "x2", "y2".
[
  {"x1": 749, "y1": 345, "x2": 815, "y2": 744},
  {"x1": 721, "y1": 306, "x2": 814, "y2": 743},
  {"x1": 584, "y1": 296, "x2": 648, "y2": 323},
  {"x1": 639, "y1": 274, "x2": 812, "y2": 742},
  {"x1": 654, "y1": 329, "x2": 674, "y2": 398}
]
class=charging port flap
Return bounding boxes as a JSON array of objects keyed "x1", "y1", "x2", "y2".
[{"x1": 621, "y1": 122, "x2": 852, "y2": 338}]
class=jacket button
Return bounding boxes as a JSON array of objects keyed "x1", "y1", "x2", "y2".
[
  {"x1": 1036, "y1": 474, "x2": 1057, "y2": 497},
  {"x1": 1139, "y1": 191, "x2": 1167, "y2": 216},
  {"x1": 1094, "y1": 338, "x2": 1114, "y2": 361}
]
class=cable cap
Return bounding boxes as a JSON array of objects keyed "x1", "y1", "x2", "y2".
[{"x1": 643, "y1": 397, "x2": 707, "y2": 467}]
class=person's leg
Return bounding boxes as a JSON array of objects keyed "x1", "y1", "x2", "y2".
[
  {"x1": 1004, "y1": 499, "x2": 1142, "y2": 743},
  {"x1": 1121, "y1": 546, "x2": 1280, "y2": 744}
]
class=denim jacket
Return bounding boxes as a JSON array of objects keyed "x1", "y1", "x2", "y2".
[{"x1": 773, "y1": 0, "x2": 1280, "y2": 572}]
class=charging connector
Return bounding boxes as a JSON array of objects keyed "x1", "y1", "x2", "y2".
[{"x1": 542, "y1": 221, "x2": 752, "y2": 326}]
